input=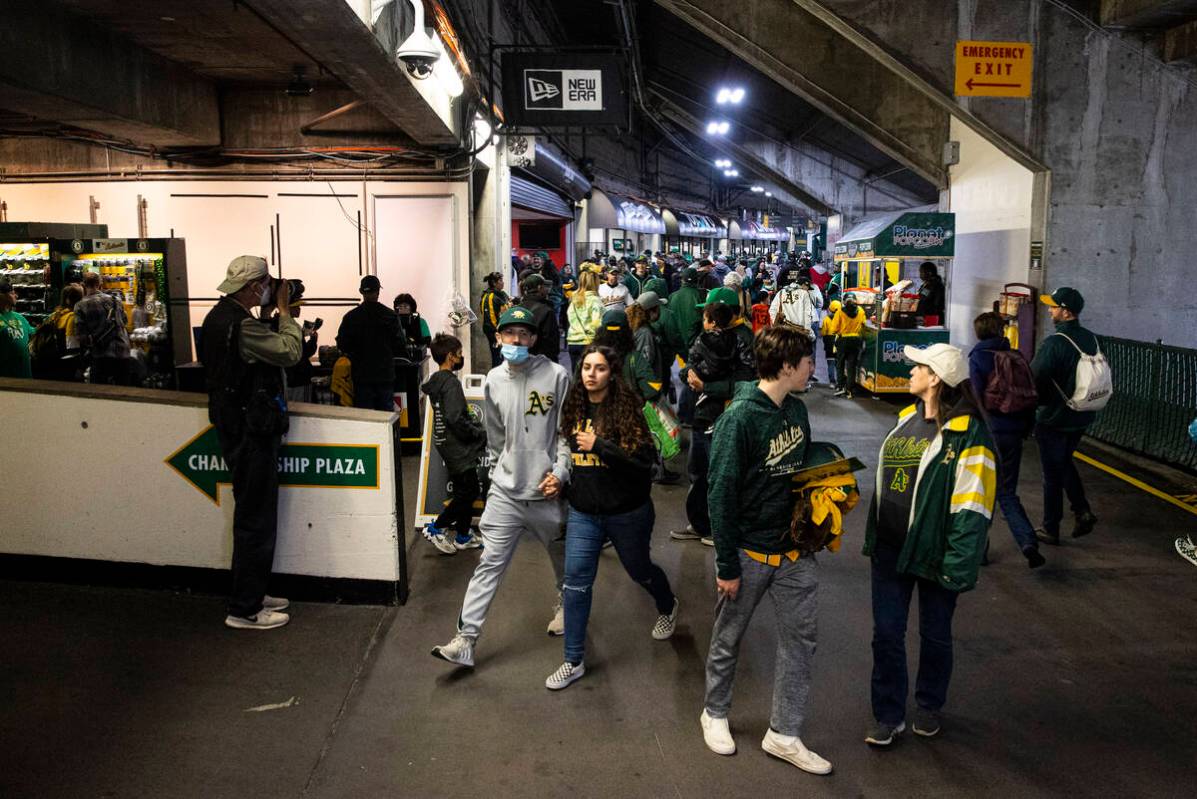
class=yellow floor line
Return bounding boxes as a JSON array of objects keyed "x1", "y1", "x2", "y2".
[{"x1": 1074, "y1": 451, "x2": 1197, "y2": 517}]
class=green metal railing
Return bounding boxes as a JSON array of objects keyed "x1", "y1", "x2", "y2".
[{"x1": 1087, "y1": 336, "x2": 1197, "y2": 471}]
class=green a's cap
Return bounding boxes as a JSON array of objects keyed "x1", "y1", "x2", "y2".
[
  {"x1": 497, "y1": 305, "x2": 537, "y2": 331},
  {"x1": 697, "y1": 286, "x2": 741, "y2": 308},
  {"x1": 601, "y1": 308, "x2": 629, "y2": 331}
]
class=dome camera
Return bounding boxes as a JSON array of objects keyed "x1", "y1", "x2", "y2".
[{"x1": 397, "y1": 0, "x2": 440, "y2": 80}]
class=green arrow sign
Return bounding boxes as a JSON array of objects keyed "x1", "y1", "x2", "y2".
[{"x1": 165, "y1": 426, "x2": 380, "y2": 504}]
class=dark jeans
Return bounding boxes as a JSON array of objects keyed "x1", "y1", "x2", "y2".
[
  {"x1": 1035, "y1": 424, "x2": 1090, "y2": 535},
  {"x1": 215, "y1": 425, "x2": 281, "y2": 618},
  {"x1": 678, "y1": 383, "x2": 697, "y2": 425},
  {"x1": 993, "y1": 431, "x2": 1038, "y2": 553},
  {"x1": 91, "y1": 356, "x2": 132, "y2": 386},
  {"x1": 836, "y1": 336, "x2": 863, "y2": 391},
  {"x1": 563, "y1": 501, "x2": 675, "y2": 664},
  {"x1": 567, "y1": 344, "x2": 585, "y2": 373},
  {"x1": 354, "y1": 380, "x2": 395, "y2": 412},
  {"x1": 821, "y1": 335, "x2": 837, "y2": 384},
  {"x1": 685, "y1": 428, "x2": 712, "y2": 536},
  {"x1": 434, "y1": 467, "x2": 480, "y2": 536},
  {"x1": 870, "y1": 542, "x2": 959, "y2": 726}
]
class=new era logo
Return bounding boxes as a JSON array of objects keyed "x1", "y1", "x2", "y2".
[
  {"x1": 523, "y1": 69, "x2": 603, "y2": 111},
  {"x1": 528, "y1": 77, "x2": 560, "y2": 103}
]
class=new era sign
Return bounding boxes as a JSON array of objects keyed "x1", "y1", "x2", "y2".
[
  {"x1": 524, "y1": 69, "x2": 604, "y2": 111},
  {"x1": 503, "y1": 52, "x2": 627, "y2": 127}
]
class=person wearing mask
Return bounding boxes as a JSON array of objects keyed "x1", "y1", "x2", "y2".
[
  {"x1": 30, "y1": 282, "x2": 84, "y2": 381},
  {"x1": 393, "y1": 293, "x2": 432, "y2": 358},
  {"x1": 0, "y1": 279, "x2": 34, "y2": 379},
  {"x1": 968, "y1": 311, "x2": 1044, "y2": 569},
  {"x1": 700, "y1": 326, "x2": 831, "y2": 775},
  {"x1": 566, "y1": 268, "x2": 604, "y2": 368},
  {"x1": 599, "y1": 266, "x2": 633, "y2": 311},
  {"x1": 863, "y1": 344, "x2": 996, "y2": 746},
  {"x1": 479, "y1": 272, "x2": 510, "y2": 369},
  {"x1": 337, "y1": 276, "x2": 406, "y2": 412},
  {"x1": 517, "y1": 273, "x2": 562, "y2": 362},
  {"x1": 545, "y1": 345, "x2": 679, "y2": 690},
  {"x1": 829, "y1": 297, "x2": 866, "y2": 398},
  {"x1": 916, "y1": 262, "x2": 946, "y2": 324},
  {"x1": 74, "y1": 271, "x2": 133, "y2": 385},
  {"x1": 1031, "y1": 288, "x2": 1101, "y2": 546},
  {"x1": 431, "y1": 307, "x2": 571, "y2": 667},
  {"x1": 200, "y1": 256, "x2": 303, "y2": 630}
]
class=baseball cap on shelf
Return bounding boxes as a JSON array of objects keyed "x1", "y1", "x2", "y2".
[
  {"x1": 698, "y1": 286, "x2": 741, "y2": 308},
  {"x1": 635, "y1": 291, "x2": 668, "y2": 311},
  {"x1": 359, "y1": 275, "x2": 381, "y2": 293},
  {"x1": 497, "y1": 305, "x2": 537, "y2": 332},
  {"x1": 904, "y1": 343, "x2": 968, "y2": 388},
  {"x1": 1040, "y1": 286, "x2": 1085, "y2": 314},
  {"x1": 216, "y1": 255, "x2": 268, "y2": 294}
]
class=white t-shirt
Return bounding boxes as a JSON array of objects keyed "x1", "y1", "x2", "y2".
[{"x1": 599, "y1": 282, "x2": 632, "y2": 310}]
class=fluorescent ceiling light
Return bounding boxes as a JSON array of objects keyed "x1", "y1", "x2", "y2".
[
  {"x1": 716, "y1": 86, "x2": 745, "y2": 104},
  {"x1": 751, "y1": 186, "x2": 764, "y2": 192}
]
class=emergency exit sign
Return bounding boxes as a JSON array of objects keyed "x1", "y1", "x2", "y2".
[{"x1": 955, "y1": 41, "x2": 1033, "y2": 98}]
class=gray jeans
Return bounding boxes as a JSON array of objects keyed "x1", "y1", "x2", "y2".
[
  {"x1": 704, "y1": 551, "x2": 819, "y2": 737},
  {"x1": 457, "y1": 488, "x2": 565, "y2": 640}
]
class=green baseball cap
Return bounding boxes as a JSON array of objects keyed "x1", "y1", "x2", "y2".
[
  {"x1": 697, "y1": 286, "x2": 741, "y2": 308},
  {"x1": 497, "y1": 305, "x2": 537, "y2": 331},
  {"x1": 601, "y1": 308, "x2": 629, "y2": 331}
]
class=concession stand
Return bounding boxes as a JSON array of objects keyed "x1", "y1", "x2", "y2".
[{"x1": 833, "y1": 207, "x2": 955, "y2": 393}]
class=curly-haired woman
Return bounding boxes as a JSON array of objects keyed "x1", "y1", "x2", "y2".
[{"x1": 545, "y1": 344, "x2": 679, "y2": 690}]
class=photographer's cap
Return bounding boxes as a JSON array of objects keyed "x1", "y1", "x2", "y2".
[
  {"x1": 1040, "y1": 286, "x2": 1084, "y2": 314},
  {"x1": 904, "y1": 343, "x2": 968, "y2": 388},
  {"x1": 217, "y1": 255, "x2": 268, "y2": 294},
  {"x1": 360, "y1": 275, "x2": 381, "y2": 293}
]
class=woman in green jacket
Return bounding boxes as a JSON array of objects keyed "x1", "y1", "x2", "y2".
[{"x1": 862, "y1": 343, "x2": 996, "y2": 747}]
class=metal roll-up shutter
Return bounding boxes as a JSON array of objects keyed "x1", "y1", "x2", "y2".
[{"x1": 511, "y1": 174, "x2": 572, "y2": 219}]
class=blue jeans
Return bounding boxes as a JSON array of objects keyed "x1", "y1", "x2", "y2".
[
  {"x1": 563, "y1": 502, "x2": 675, "y2": 664},
  {"x1": 870, "y1": 542, "x2": 959, "y2": 725},
  {"x1": 992, "y1": 431, "x2": 1038, "y2": 553},
  {"x1": 353, "y1": 381, "x2": 395, "y2": 412},
  {"x1": 1035, "y1": 424, "x2": 1090, "y2": 535},
  {"x1": 685, "y1": 429, "x2": 712, "y2": 537}
]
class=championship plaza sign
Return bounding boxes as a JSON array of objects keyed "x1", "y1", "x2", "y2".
[{"x1": 501, "y1": 52, "x2": 628, "y2": 127}]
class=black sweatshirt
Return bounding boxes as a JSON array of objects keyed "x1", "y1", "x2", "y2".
[{"x1": 566, "y1": 401, "x2": 655, "y2": 515}]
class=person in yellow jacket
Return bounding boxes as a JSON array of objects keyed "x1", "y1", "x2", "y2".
[
  {"x1": 566, "y1": 269, "x2": 604, "y2": 369},
  {"x1": 829, "y1": 297, "x2": 867, "y2": 398}
]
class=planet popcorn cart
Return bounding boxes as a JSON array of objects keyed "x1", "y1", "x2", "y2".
[{"x1": 832, "y1": 206, "x2": 955, "y2": 393}]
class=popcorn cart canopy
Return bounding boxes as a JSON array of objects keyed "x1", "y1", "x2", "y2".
[{"x1": 833, "y1": 205, "x2": 955, "y2": 261}]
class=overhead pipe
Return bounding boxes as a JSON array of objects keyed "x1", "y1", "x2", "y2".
[{"x1": 299, "y1": 100, "x2": 366, "y2": 134}]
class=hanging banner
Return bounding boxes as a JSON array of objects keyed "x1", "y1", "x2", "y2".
[{"x1": 502, "y1": 52, "x2": 629, "y2": 127}]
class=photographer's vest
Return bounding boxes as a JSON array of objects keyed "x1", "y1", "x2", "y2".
[{"x1": 200, "y1": 297, "x2": 285, "y2": 432}]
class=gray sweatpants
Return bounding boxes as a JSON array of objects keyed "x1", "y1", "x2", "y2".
[
  {"x1": 457, "y1": 488, "x2": 566, "y2": 640},
  {"x1": 704, "y1": 551, "x2": 819, "y2": 737}
]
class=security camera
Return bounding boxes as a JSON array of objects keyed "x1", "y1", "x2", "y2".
[{"x1": 397, "y1": 0, "x2": 439, "y2": 79}]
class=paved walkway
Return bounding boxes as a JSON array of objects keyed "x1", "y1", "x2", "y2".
[{"x1": 3, "y1": 389, "x2": 1196, "y2": 798}]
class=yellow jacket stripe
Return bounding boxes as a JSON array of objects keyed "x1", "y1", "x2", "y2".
[{"x1": 951, "y1": 446, "x2": 996, "y2": 518}]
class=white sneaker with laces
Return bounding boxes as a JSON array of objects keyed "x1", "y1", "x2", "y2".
[
  {"x1": 652, "y1": 598, "x2": 679, "y2": 640},
  {"x1": 546, "y1": 598, "x2": 565, "y2": 636},
  {"x1": 545, "y1": 661, "x2": 586, "y2": 690},
  {"x1": 701, "y1": 709, "x2": 736, "y2": 755},
  {"x1": 262, "y1": 595, "x2": 289, "y2": 611},
  {"x1": 423, "y1": 526, "x2": 458, "y2": 555},
  {"x1": 430, "y1": 634, "x2": 475, "y2": 667},
  {"x1": 453, "y1": 532, "x2": 483, "y2": 550},
  {"x1": 224, "y1": 609, "x2": 289, "y2": 630},
  {"x1": 761, "y1": 729, "x2": 832, "y2": 775}
]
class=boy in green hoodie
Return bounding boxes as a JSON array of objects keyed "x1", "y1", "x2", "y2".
[{"x1": 699, "y1": 326, "x2": 832, "y2": 777}]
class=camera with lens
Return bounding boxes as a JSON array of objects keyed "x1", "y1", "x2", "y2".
[{"x1": 262, "y1": 277, "x2": 305, "y2": 307}]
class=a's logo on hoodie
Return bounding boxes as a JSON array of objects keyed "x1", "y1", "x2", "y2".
[
  {"x1": 526, "y1": 390, "x2": 555, "y2": 416},
  {"x1": 765, "y1": 424, "x2": 806, "y2": 470}
]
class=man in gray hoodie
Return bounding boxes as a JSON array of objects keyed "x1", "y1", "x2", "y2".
[{"x1": 432, "y1": 306, "x2": 571, "y2": 668}]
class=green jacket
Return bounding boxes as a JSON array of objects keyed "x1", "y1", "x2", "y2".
[
  {"x1": 624, "y1": 272, "x2": 649, "y2": 300},
  {"x1": 666, "y1": 285, "x2": 706, "y2": 360},
  {"x1": 643, "y1": 276, "x2": 670, "y2": 299},
  {"x1": 623, "y1": 349, "x2": 661, "y2": 403},
  {"x1": 863, "y1": 402, "x2": 997, "y2": 592},
  {"x1": 1030, "y1": 319, "x2": 1100, "y2": 432},
  {"x1": 709, "y1": 382, "x2": 812, "y2": 579}
]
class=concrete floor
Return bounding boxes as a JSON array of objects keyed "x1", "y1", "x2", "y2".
[{"x1": 3, "y1": 388, "x2": 1196, "y2": 798}]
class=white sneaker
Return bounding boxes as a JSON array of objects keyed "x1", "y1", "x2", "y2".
[
  {"x1": 545, "y1": 661, "x2": 586, "y2": 690},
  {"x1": 700, "y1": 536, "x2": 714, "y2": 547},
  {"x1": 651, "y1": 598, "x2": 679, "y2": 640},
  {"x1": 700, "y1": 709, "x2": 736, "y2": 755},
  {"x1": 422, "y1": 525, "x2": 458, "y2": 555},
  {"x1": 430, "y1": 634, "x2": 475, "y2": 668},
  {"x1": 224, "y1": 609, "x2": 289, "y2": 630},
  {"x1": 761, "y1": 729, "x2": 832, "y2": 775},
  {"x1": 262, "y1": 595, "x2": 289, "y2": 611},
  {"x1": 453, "y1": 532, "x2": 483, "y2": 550},
  {"x1": 546, "y1": 600, "x2": 565, "y2": 636}
]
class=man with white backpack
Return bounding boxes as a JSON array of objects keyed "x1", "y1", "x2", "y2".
[{"x1": 1031, "y1": 287, "x2": 1111, "y2": 546}]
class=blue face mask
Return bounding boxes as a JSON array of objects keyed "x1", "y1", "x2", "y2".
[{"x1": 501, "y1": 343, "x2": 530, "y2": 364}]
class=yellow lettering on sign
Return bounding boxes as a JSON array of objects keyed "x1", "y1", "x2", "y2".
[{"x1": 955, "y1": 40, "x2": 1033, "y2": 98}]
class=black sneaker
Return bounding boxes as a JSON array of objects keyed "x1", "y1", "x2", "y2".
[
  {"x1": 1035, "y1": 528, "x2": 1060, "y2": 546},
  {"x1": 864, "y1": 721, "x2": 905, "y2": 747},
  {"x1": 1024, "y1": 547, "x2": 1046, "y2": 569},
  {"x1": 912, "y1": 708, "x2": 941, "y2": 737},
  {"x1": 1072, "y1": 511, "x2": 1098, "y2": 538}
]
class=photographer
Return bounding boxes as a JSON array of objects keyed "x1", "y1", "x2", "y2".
[{"x1": 200, "y1": 255, "x2": 302, "y2": 631}]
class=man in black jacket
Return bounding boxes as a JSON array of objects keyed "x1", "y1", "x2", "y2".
[
  {"x1": 337, "y1": 275, "x2": 407, "y2": 411},
  {"x1": 200, "y1": 255, "x2": 302, "y2": 631},
  {"x1": 517, "y1": 273, "x2": 561, "y2": 361}
]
